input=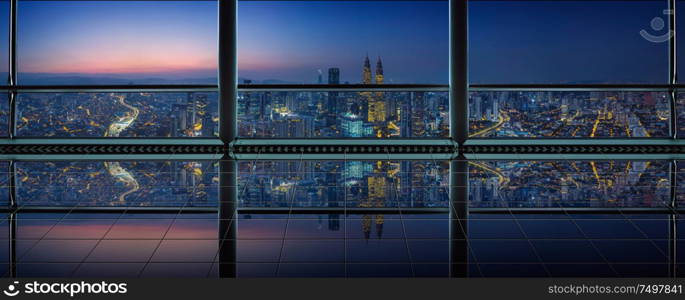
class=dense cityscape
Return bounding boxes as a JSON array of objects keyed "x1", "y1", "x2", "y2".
[
  {"x1": 469, "y1": 91, "x2": 671, "y2": 138},
  {"x1": 239, "y1": 160, "x2": 449, "y2": 209},
  {"x1": 4, "y1": 159, "x2": 682, "y2": 209},
  {"x1": 469, "y1": 160, "x2": 673, "y2": 208},
  {"x1": 0, "y1": 55, "x2": 680, "y2": 139},
  {"x1": 238, "y1": 55, "x2": 450, "y2": 138},
  {"x1": 0, "y1": 88, "x2": 677, "y2": 139},
  {"x1": 15, "y1": 92, "x2": 219, "y2": 137},
  {"x1": 15, "y1": 161, "x2": 219, "y2": 207}
]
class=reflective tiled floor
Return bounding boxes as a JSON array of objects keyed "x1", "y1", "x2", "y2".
[{"x1": 0, "y1": 158, "x2": 682, "y2": 277}]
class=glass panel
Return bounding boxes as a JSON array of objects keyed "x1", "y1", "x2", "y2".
[
  {"x1": 16, "y1": 92, "x2": 219, "y2": 137},
  {"x1": 239, "y1": 91, "x2": 448, "y2": 138},
  {"x1": 15, "y1": 212, "x2": 217, "y2": 277},
  {"x1": 15, "y1": 161, "x2": 219, "y2": 207},
  {"x1": 469, "y1": 160, "x2": 672, "y2": 208},
  {"x1": 237, "y1": 0, "x2": 448, "y2": 84},
  {"x1": 677, "y1": 0, "x2": 685, "y2": 83},
  {"x1": 0, "y1": 0, "x2": 8, "y2": 84},
  {"x1": 675, "y1": 160, "x2": 685, "y2": 206},
  {"x1": 469, "y1": 0, "x2": 668, "y2": 84},
  {"x1": 239, "y1": 160, "x2": 449, "y2": 209},
  {"x1": 0, "y1": 161, "x2": 8, "y2": 207},
  {"x1": 675, "y1": 92, "x2": 685, "y2": 137},
  {"x1": 0, "y1": 92, "x2": 8, "y2": 137},
  {"x1": 469, "y1": 91, "x2": 670, "y2": 138},
  {"x1": 18, "y1": 0, "x2": 217, "y2": 85},
  {"x1": 470, "y1": 214, "x2": 670, "y2": 277}
]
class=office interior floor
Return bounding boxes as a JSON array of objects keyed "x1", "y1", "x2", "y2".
[{"x1": 0, "y1": 157, "x2": 681, "y2": 278}]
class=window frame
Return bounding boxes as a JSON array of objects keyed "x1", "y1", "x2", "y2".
[{"x1": 0, "y1": 0, "x2": 682, "y2": 144}]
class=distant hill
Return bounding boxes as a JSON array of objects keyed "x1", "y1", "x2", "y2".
[{"x1": 18, "y1": 73, "x2": 218, "y2": 85}]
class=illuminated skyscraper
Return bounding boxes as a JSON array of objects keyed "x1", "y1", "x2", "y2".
[
  {"x1": 368, "y1": 56, "x2": 386, "y2": 125},
  {"x1": 368, "y1": 99, "x2": 386, "y2": 123},
  {"x1": 375, "y1": 56, "x2": 384, "y2": 84},
  {"x1": 362, "y1": 54, "x2": 372, "y2": 84}
]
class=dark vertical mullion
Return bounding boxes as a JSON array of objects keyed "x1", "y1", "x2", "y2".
[
  {"x1": 671, "y1": 160, "x2": 678, "y2": 209},
  {"x1": 670, "y1": 0, "x2": 678, "y2": 138},
  {"x1": 8, "y1": 0, "x2": 16, "y2": 139},
  {"x1": 670, "y1": 213, "x2": 677, "y2": 277},
  {"x1": 450, "y1": 0, "x2": 468, "y2": 145},
  {"x1": 219, "y1": 0, "x2": 237, "y2": 145},
  {"x1": 669, "y1": 160, "x2": 677, "y2": 277}
]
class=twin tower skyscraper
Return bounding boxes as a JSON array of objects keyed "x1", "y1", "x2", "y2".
[
  {"x1": 363, "y1": 54, "x2": 384, "y2": 85},
  {"x1": 327, "y1": 54, "x2": 384, "y2": 85}
]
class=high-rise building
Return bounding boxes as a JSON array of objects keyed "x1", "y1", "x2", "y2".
[
  {"x1": 375, "y1": 56, "x2": 384, "y2": 84},
  {"x1": 328, "y1": 68, "x2": 340, "y2": 84},
  {"x1": 327, "y1": 68, "x2": 340, "y2": 127},
  {"x1": 362, "y1": 55, "x2": 372, "y2": 84},
  {"x1": 368, "y1": 100, "x2": 386, "y2": 123}
]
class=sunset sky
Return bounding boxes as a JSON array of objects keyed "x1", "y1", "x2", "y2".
[
  {"x1": 2, "y1": 0, "x2": 674, "y2": 84},
  {"x1": 14, "y1": 0, "x2": 449, "y2": 83},
  {"x1": 17, "y1": 1, "x2": 218, "y2": 78}
]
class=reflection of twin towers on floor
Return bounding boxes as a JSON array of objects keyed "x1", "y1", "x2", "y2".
[
  {"x1": 356, "y1": 161, "x2": 398, "y2": 240},
  {"x1": 218, "y1": 160, "x2": 470, "y2": 277}
]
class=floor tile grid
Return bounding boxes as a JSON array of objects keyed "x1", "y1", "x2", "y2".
[
  {"x1": 496, "y1": 188, "x2": 552, "y2": 277},
  {"x1": 67, "y1": 158, "x2": 174, "y2": 277},
  {"x1": 445, "y1": 158, "x2": 483, "y2": 277},
  {"x1": 616, "y1": 211, "x2": 675, "y2": 276},
  {"x1": 212, "y1": 155, "x2": 263, "y2": 277},
  {"x1": 12, "y1": 203, "x2": 82, "y2": 277},
  {"x1": 274, "y1": 153, "x2": 304, "y2": 277},
  {"x1": 466, "y1": 155, "x2": 612, "y2": 275},
  {"x1": 633, "y1": 176, "x2": 682, "y2": 277},
  {"x1": 138, "y1": 176, "x2": 200, "y2": 277},
  {"x1": 2, "y1": 158, "x2": 680, "y2": 278},
  {"x1": 390, "y1": 151, "x2": 416, "y2": 277}
]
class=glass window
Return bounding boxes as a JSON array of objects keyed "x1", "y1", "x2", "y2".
[
  {"x1": 469, "y1": 91, "x2": 670, "y2": 138},
  {"x1": 677, "y1": 0, "x2": 685, "y2": 82},
  {"x1": 16, "y1": 92, "x2": 219, "y2": 138},
  {"x1": 15, "y1": 160, "x2": 219, "y2": 207},
  {"x1": 238, "y1": 91, "x2": 448, "y2": 138},
  {"x1": 239, "y1": 160, "x2": 449, "y2": 209},
  {"x1": 0, "y1": 92, "x2": 7, "y2": 137},
  {"x1": 469, "y1": 160, "x2": 671, "y2": 208},
  {"x1": 237, "y1": 0, "x2": 448, "y2": 84},
  {"x1": 469, "y1": 0, "x2": 668, "y2": 84},
  {"x1": 0, "y1": 161, "x2": 8, "y2": 207},
  {"x1": 0, "y1": 0, "x2": 8, "y2": 84},
  {"x1": 17, "y1": 0, "x2": 218, "y2": 85}
]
